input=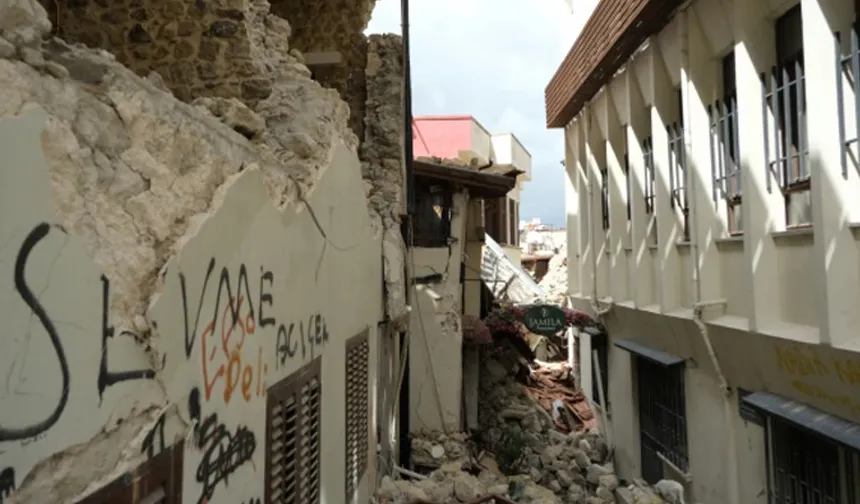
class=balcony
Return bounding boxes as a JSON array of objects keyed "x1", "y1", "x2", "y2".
[{"x1": 490, "y1": 133, "x2": 533, "y2": 181}]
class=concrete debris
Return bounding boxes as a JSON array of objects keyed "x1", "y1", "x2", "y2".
[
  {"x1": 411, "y1": 431, "x2": 472, "y2": 469},
  {"x1": 538, "y1": 243, "x2": 568, "y2": 305},
  {"x1": 415, "y1": 155, "x2": 489, "y2": 168},
  {"x1": 374, "y1": 460, "x2": 559, "y2": 504},
  {"x1": 477, "y1": 349, "x2": 617, "y2": 503}
]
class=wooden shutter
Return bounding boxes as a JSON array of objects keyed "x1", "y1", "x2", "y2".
[
  {"x1": 345, "y1": 329, "x2": 370, "y2": 501},
  {"x1": 266, "y1": 358, "x2": 322, "y2": 504}
]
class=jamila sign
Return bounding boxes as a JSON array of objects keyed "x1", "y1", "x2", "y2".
[{"x1": 522, "y1": 305, "x2": 567, "y2": 336}]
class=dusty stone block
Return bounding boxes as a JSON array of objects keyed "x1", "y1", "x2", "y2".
[
  {"x1": 127, "y1": 23, "x2": 151, "y2": 43},
  {"x1": 197, "y1": 38, "x2": 223, "y2": 61},
  {"x1": 162, "y1": 0, "x2": 185, "y2": 17},
  {"x1": 240, "y1": 77, "x2": 271, "y2": 100},
  {"x1": 209, "y1": 20, "x2": 238, "y2": 38},
  {"x1": 100, "y1": 9, "x2": 128, "y2": 24},
  {"x1": 173, "y1": 39, "x2": 195, "y2": 59}
]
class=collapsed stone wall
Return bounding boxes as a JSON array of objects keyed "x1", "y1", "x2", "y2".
[
  {"x1": 362, "y1": 33, "x2": 408, "y2": 325},
  {"x1": 0, "y1": 0, "x2": 386, "y2": 502}
]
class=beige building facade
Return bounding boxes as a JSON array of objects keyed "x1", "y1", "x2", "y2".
[{"x1": 548, "y1": 0, "x2": 860, "y2": 502}]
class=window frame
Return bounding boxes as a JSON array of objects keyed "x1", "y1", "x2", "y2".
[
  {"x1": 265, "y1": 357, "x2": 323, "y2": 504},
  {"x1": 345, "y1": 329, "x2": 370, "y2": 502},
  {"x1": 637, "y1": 357, "x2": 688, "y2": 484},
  {"x1": 412, "y1": 179, "x2": 454, "y2": 248}
]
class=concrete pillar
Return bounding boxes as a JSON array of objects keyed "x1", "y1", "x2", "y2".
[
  {"x1": 606, "y1": 84, "x2": 632, "y2": 303},
  {"x1": 627, "y1": 67, "x2": 656, "y2": 308},
  {"x1": 802, "y1": 0, "x2": 860, "y2": 346},
  {"x1": 592, "y1": 93, "x2": 612, "y2": 300},
  {"x1": 650, "y1": 43, "x2": 683, "y2": 312},
  {"x1": 734, "y1": 0, "x2": 782, "y2": 330},
  {"x1": 685, "y1": 7, "x2": 725, "y2": 306}
]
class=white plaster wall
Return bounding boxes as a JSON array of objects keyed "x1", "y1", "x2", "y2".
[
  {"x1": 561, "y1": 0, "x2": 860, "y2": 500},
  {"x1": 408, "y1": 191, "x2": 469, "y2": 433},
  {"x1": 0, "y1": 109, "x2": 383, "y2": 504}
]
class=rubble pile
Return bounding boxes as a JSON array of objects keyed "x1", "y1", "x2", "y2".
[
  {"x1": 411, "y1": 431, "x2": 473, "y2": 469},
  {"x1": 539, "y1": 243, "x2": 568, "y2": 305},
  {"x1": 374, "y1": 460, "x2": 559, "y2": 504},
  {"x1": 474, "y1": 348, "x2": 620, "y2": 503}
]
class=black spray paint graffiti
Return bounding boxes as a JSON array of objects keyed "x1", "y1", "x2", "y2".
[
  {"x1": 98, "y1": 275, "x2": 157, "y2": 403},
  {"x1": 275, "y1": 313, "x2": 329, "y2": 369},
  {"x1": 141, "y1": 412, "x2": 167, "y2": 459},
  {"x1": 0, "y1": 468, "x2": 14, "y2": 504},
  {"x1": 178, "y1": 258, "x2": 329, "y2": 372},
  {"x1": 0, "y1": 223, "x2": 157, "y2": 443},
  {"x1": 188, "y1": 388, "x2": 257, "y2": 504}
]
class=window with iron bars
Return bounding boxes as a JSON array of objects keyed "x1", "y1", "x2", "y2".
[
  {"x1": 766, "y1": 415, "x2": 860, "y2": 504},
  {"x1": 637, "y1": 357, "x2": 688, "y2": 484},
  {"x1": 667, "y1": 122, "x2": 690, "y2": 241},
  {"x1": 711, "y1": 51, "x2": 743, "y2": 234},
  {"x1": 836, "y1": 22, "x2": 860, "y2": 179},
  {"x1": 763, "y1": 5, "x2": 811, "y2": 228},
  {"x1": 643, "y1": 137, "x2": 655, "y2": 215},
  {"x1": 642, "y1": 136, "x2": 658, "y2": 244},
  {"x1": 600, "y1": 167, "x2": 610, "y2": 230},
  {"x1": 624, "y1": 153, "x2": 631, "y2": 221}
]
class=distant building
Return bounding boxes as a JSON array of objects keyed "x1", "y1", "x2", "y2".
[{"x1": 413, "y1": 115, "x2": 532, "y2": 263}]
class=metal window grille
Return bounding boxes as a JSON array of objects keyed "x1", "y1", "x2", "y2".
[
  {"x1": 77, "y1": 440, "x2": 184, "y2": 504},
  {"x1": 345, "y1": 330, "x2": 370, "y2": 502},
  {"x1": 637, "y1": 357, "x2": 688, "y2": 484},
  {"x1": 600, "y1": 167, "x2": 610, "y2": 230},
  {"x1": 667, "y1": 122, "x2": 689, "y2": 240},
  {"x1": 710, "y1": 94, "x2": 743, "y2": 234},
  {"x1": 767, "y1": 417, "x2": 843, "y2": 504},
  {"x1": 836, "y1": 23, "x2": 860, "y2": 179},
  {"x1": 643, "y1": 137, "x2": 655, "y2": 215},
  {"x1": 624, "y1": 153, "x2": 631, "y2": 220},
  {"x1": 761, "y1": 56, "x2": 810, "y2": 225},
  {"x1": 266, "y1": 358, "x2": 322, "y2": 504}
]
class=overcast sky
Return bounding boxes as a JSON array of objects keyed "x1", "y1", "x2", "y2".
[{"x1": 366, "y1": 0, "x2": 582, "y2": 228}]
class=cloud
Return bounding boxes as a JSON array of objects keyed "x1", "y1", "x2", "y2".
[{"x1": 366, "y1": 0, "x2": 575, "y2": 227}]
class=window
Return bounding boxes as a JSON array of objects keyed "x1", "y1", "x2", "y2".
[
  {"x1": 77, "y1": 440, "x2": 184, "y2": 504},
  {"x1": 766, "y1": 416, "x2": 860, "y2": 503},
  {"x1": 508, "y1": 198, "x2": 519, "y2": 246},
  {"x1": 667, "y1": 121, "x2": 689, "y2": 241},
  {"x1": 591, "y1": 332, "x2": 609, "y2": 409},
  {"x1": 624, "y1": 153, "x2": 631, "y2": 221},
  {"x1": 345, "y1": 330, "x2": 370, "y2": 502},
  {"x1": 600, "y1": 166, "x2": 610, "y2": 230},
  {"x1": 643, "y1": 136, "x2": 655, "y2": 215},
  {"x1": 485, "y1": 197, "x2": 514, "y2": 246},
  {"x1": 711, "y1": 51, "x2": 743, "y2": 234},
  {"x1": 763, "y1": 5, "x2": 810, "y2": 227},
  {"x1": 413, "y1": 180, "x2": 453, "y2": 247},
  {"x1": 836, "y1": 21, "x2": 860, "y2": 179},
  {"x1": 266, "y1": 358, "x2": 322, "y2": 504},
  {"x1": 637, "y1": 357, "x2": 688, "y2": 484}
]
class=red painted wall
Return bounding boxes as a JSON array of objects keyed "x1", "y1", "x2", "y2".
[{"x1": 412, "y1": 115, "x2": 473, "y2": 159}]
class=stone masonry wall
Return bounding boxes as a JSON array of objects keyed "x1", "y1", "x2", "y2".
[
  {"x1": 0, "y1": 0, "x2": 380, "y2": 501},
  {"x1": 362, "y1": 34, "x2": 408, "y2": 325},
  {"x1": 270, "y1": 0, "x2": 373, "y2": 137},
  {"x1": 42, "y1": 0, "x2": 274, "y2": 103}
]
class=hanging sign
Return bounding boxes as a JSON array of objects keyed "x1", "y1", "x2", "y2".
[{"x1": 522, "y1": 305, "x2": 567, "y2": 336}]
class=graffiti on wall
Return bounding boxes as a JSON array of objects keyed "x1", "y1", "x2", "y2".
[
  {"x1": 773, "y1": 343, "x2": 860, "y2": 415},
  {"x1": 0, "y1": 468, "x2": 15, "y2": 504},
  {"x1": 188, "y1": 387, "x2": 257, "y2": 504},
  {"x1": 177, "y1": 257, "x2": 328, "y2": 405}
]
